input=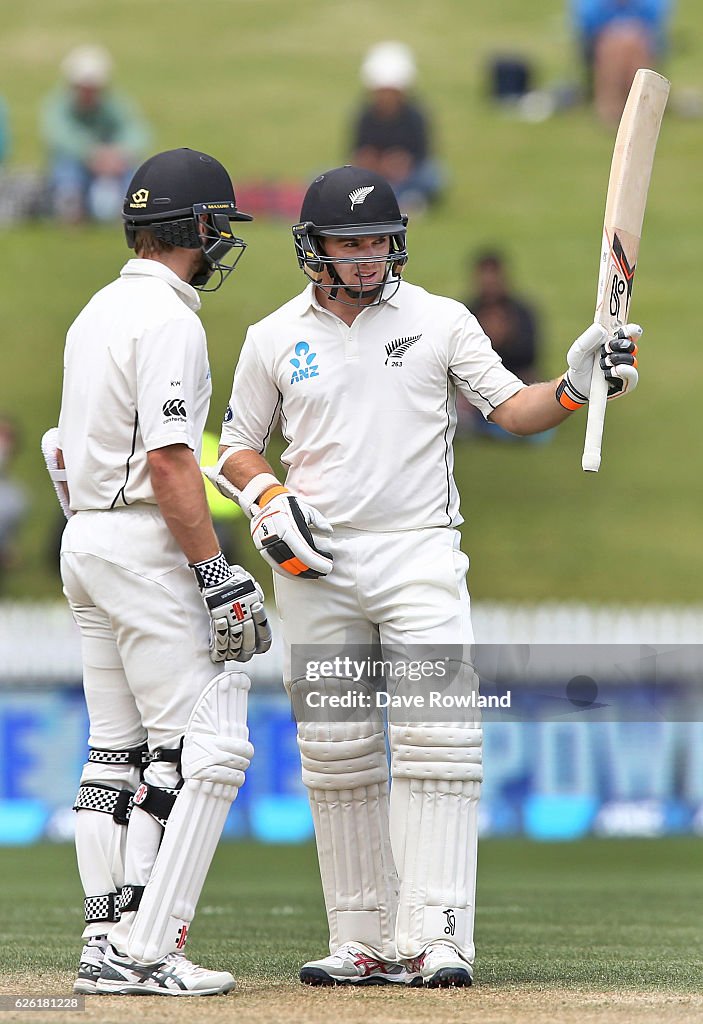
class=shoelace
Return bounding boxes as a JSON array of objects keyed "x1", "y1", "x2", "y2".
[{"x1": 163, "y1": 953, "x2": 209, "y2": 976}]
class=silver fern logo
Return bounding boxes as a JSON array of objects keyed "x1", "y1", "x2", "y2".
[
  {"x1": 385, "y1": 334, "x2": 422, "y2": 365},
  {"x1": 349, "y1": 186, "x2": 374, "y2": 210}
]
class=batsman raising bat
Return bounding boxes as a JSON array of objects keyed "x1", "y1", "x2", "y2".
[{"x1": 207, "y1": 161, "x2": 645, "y2": 988}]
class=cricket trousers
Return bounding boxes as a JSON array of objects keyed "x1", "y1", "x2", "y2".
[
  {"x1": 274, "y1": 525, "x2": 482, "y2": 963},
  {"x1": 60, "y1": 506, "x2": 220, "y2": 943}
]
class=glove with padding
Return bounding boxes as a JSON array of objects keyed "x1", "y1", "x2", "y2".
[
  {"x1": 190, "y1": 551, "x2": 272, "y2": 663},
  {"x1": 250, "y1": 488, "x2": 333, "y2": 579},
  {"x1": 557, "y1": 323, "x2": 641, "y2": 409}
]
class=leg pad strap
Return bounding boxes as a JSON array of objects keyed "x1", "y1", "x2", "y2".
[
  {"x1": 73, "y1": 784, "x2": 134, "y2": 826},
  {"x1": 84, "y1": 891, "x2": 121, "y2": 925}
]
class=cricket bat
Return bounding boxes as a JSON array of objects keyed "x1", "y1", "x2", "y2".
[{"x1": 581, "y1": 68, "x2": 670, "y2": 473}]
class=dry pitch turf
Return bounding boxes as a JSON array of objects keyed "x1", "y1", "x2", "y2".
[
  {"x1": 1, "y1": 979, "x2": 702, "y2": 1024},
  {"x1": 1, "y1": 839, "x2": 701, "y2": 1024}
]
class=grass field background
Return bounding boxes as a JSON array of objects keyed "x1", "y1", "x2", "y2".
[
  {"x1": 1, "y1": 839, "x2": 702, "y2": 1022},
  {"x1": 0, "y1": 0, "x2": 701, "y2": 603}
]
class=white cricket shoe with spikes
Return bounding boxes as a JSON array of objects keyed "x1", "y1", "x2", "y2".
[
  {"x1": 95, "y1": 946, "x2": 235, "y2": 996},
  {"x1": 73, "y1": 935, "x2": 109, "y2": 994},
  {"x1": 300, "y1": 942, "x2": 422, "y2": 986},
  {"x1": 408, "y1": 941, "x2": 473, "y2": 988}
]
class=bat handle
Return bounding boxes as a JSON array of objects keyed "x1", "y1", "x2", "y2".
[{"x1": 582, "y1": 363, "x2": 608, "y2": 472}]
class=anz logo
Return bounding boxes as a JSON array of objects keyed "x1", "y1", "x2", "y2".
[{"x1": 290, "y1": 341, "x2": 319, "y2": 385}]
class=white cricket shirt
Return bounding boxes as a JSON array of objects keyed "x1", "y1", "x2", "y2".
[
  {"x1": 221, "y1": 281, "x2": 526, "y2": 531},
  {"x1": 58, "y1": 259, "x2": 211, "y2": 511}
]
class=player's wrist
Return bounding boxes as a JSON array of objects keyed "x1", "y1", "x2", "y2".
[
  {"x1": 238, "y1": 473, "x2": 282, "y2": 517},
  {"x1": 556, "y1": 374, "x2": 588, "y2": 411},
  {"x1": 189, "y1": 550, "x2": 231, "y2": 590},
  {"x1": 258, "y1": 484, "x2": 289, "y2": 507}
]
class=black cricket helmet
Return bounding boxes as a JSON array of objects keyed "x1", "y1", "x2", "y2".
[
  {"x1": 292, "y1": 165, "x2": 408, "y2": 304},
  {"x1": 123, "y1": 148, "x2": 252, "y2": 291}
]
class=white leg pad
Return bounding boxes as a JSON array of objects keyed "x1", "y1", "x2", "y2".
[
  {"x1": 126, "y1": 672, "x2": 253, "y2": 964},
  {"x1": 390, "y1": 722, "x2": 482, "y2": 961},
  {"x1": 298, "y1": 715, "x2": 398, "y2": 959}
]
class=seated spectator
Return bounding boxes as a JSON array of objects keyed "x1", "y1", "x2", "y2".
[
  {"x1": 40, "y1": 44, "x2": 150, "y2": 222},
  {"x1": 465, "y1": 250, "x2": 540, "y2": 382},
  {"x1": 350, "y1": 41, "x2": 444, "y2": 210},
  {"x1": 459, "y1": 251, "x2": 547, "y2": 441},
  {"x1": 571, "y1": 0, "x2": 672, "y2": 124},
  {"x1": 0, "y1": 416, "x2": 27, "y2": 588}
]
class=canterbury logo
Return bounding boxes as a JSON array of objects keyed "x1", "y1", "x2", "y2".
[
  {"x1": 385, "y1": 333, "x2": 421, "y2": 364},
  {"x1": 162, "y1": 399, "x2": 186, "y2": 419},
  {"x1": 349, "y1": 186, "x2": 374, "y2": 210}
]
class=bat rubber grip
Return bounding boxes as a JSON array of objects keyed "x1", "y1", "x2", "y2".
[{"x1": 582, "y1": 369, "x2": 608, "y2": 472}]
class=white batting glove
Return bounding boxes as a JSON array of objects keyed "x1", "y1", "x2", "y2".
[
  {"x1": 557, "y1": 323, "x2": 641, "y2": 409},
  {"x1": 190, "y1": 551, "x2": 272, "y2": 663},
  {"x1": 250, "y1": 489, "x2": 333, "y2": 579}
]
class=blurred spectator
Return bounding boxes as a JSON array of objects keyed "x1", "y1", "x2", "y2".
[
  {"x1": 40, "y1": 44, "x2": 150, "y2": 222},
  {"x1": 572, "y1": 0, "x2": 672, "y2": 124},
  {"x1": 0, "y1": 416, "x2": 28, "y2": 588},
  {"x1": 459, "y1": 251, "x2": 546, "y2": 441},
  {"x1": 465, "y1": 250, "x2": 540, "y2": 382},
  {"x1": 350, "y1": 41, "x2": 444, "y2": 210}
]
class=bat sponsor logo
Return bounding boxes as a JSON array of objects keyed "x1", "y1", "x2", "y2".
[{"x1": 609, "y1": 234, "x2": 636, "y2": 320}]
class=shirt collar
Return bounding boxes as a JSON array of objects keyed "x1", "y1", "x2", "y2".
[
  {"x1": 294, "y1": 279, "x2": 403, "y2": 318},
  {"x1": 120, "y1": 258, "x2": 201, "y2": 312}
]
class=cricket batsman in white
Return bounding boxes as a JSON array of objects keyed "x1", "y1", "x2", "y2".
[
  {"x1": 50, "y1": 148, "x2": 271, "y2": 996},
  {"x1": 207, "y1": 165, "x2": 641, "y2": 987}
]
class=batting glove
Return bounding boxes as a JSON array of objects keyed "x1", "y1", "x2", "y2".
[
  {"x1": 190, "y1": 551, "x2": 272, "y2": 663},
  {"x1": 557, "y1": 323, "x2": 641, "y2": 409},
  {"x1": 250, "y1": 487, "x2": 333, "y2": 579}
]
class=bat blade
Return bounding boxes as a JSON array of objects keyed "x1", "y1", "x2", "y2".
[{"x1": 582, "y1": 68, "x2": 670, "y2": 473}]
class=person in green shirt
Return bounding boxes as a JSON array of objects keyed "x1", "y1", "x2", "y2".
[{"x1": 41, "y1": 45, "x2": 151, "y2": 222}]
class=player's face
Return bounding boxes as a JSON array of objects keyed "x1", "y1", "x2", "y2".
[{"x1": 322, "y1": 235, "x2": 392, "y2": 300}]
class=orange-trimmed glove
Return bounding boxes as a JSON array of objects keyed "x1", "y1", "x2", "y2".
[
  {"x1": 250, "y1": 486, "x2": 333, "y2": 579},
  {"x1": 557, "y1": 323, "x2": 641, "y2": 410}
]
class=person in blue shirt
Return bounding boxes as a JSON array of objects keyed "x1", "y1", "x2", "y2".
[{"x1": 572, "y1": 0, "x2": 673, "y2": 123}]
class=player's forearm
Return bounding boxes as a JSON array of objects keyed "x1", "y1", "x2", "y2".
[
  {"x1": 148, "y1": 444, "x2": 220, "y2": 563},
  {"x1": 217, "y1": 447, "x2": 280, "y2": 494},
  {"x1": 489, "y1": 379, "x2": 573, "y2": 436}
]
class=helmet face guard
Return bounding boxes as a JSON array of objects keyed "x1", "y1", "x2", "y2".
[
  {"x1": 292, "y1": 166, "x2": 409, "y2": 306},
  {"x1": 122, "y1": 149, "x2": 252, "y2": 292},
  {"x1": 191, "y1": 203, "x2": 248, "y2": 291},
  {"x1": 293, "y1": 221, "x2": 408, "y2": 306}
]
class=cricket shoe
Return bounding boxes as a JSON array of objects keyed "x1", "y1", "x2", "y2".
[
  {"x1": 95, "y1": 946, "x2": 235, "y2": 996},
  {"x1": 410, "y1": 941, "x2": 473, "y2": 988},
  {"x1": 73, "y1": 935, "x2": 109, "y2": 994},
  {"x1": 300, "y1": 942, "x2": 422, "y2": 986}
]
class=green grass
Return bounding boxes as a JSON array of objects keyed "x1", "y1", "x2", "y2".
[
  {"x1": 0, "y1": 1, "x2": 701, "y2": 603},
  {"x1": 1, "y1": 838, "x2": 702, "y2": 991}
]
